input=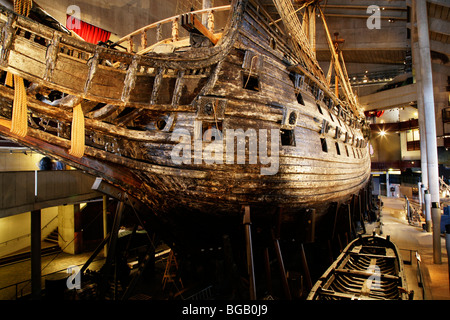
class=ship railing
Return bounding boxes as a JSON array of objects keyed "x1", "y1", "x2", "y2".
[
  {"x1": 110, "y1": 5, "x2": 231, "y2": 55},
  {"x1": 399, "y1": 248, "x2": 426, "y2": 300}
]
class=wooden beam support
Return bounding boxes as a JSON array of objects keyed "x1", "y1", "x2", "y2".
[
  {"x1": 272, "y1": 229, "x2": 291, "y2": 300},
  {"x1": 181, "y1": 13, "x2": 220, "y2": 45},
  {"x1": 243, "y1": 205, "x2": 256, "y2": 300}
]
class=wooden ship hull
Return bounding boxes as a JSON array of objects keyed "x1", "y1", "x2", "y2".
[
  {"x1": 0, "y1": 0, "x2": 371, "y2": 252},
  {"x1": 307, "y1": 234, "x2": 411, "y2": 300}
]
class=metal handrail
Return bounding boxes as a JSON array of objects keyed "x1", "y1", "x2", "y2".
[
  {"x1": 0, "y1": 257, "x2": 106, "y2": 300},
  {"x1": 0, "y1": 214, "x2": 60, "y2": 248},
  {"x1": 399, "y1": 247, "x2": 426, "y2": 300}
]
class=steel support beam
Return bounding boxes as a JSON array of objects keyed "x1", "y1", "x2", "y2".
[
  {"x1": 31, "y1": 209, "x2": 41, "y2": 300},
  {"x1": 416, "y1": 0, "x2": 441, "y2": 264},
  {"x1": 411, "y1": 0, "x2": 429, "y2": 192}
]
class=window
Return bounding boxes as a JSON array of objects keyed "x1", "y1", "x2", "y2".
[
  {"x1": 290, "y1": 72, "x2": 305, "y2": 105},
  {"x1": 321, "y1": 138, "x2": 328, "y2": 152},
  {"x1": 296, "y1": 92, "x2": 305, "y2": 105},
  {"x1": 317, "y1": 103, "x2": 323, "y2": 115},
  {"x1": 202, "y1": 121, "x2": 223, "y2": 142},
  {"x1": 269, "y1": 37, "x2": 276, "y2": 50},
  {"x1": 335, "y1": 142, "x2": 341, "y2": 155},
  {"x1": 345, "y1": 145, "x2": 350, "y2": 157},
  {"x1": 156, "y1": 118, "x2": 166, "y2": 130},
  {"x1": 242, "y1": 72, "x2": 260, "y2": 91},
  {"x1": 406, "y1": 129, "x2": 420, "y2": 151},
  {"x1": 328, "y1": 110, "x2": 334, "y2": 122},
  {"x1": 281, "y1": 129, "x2": 295, "y2": 146}
]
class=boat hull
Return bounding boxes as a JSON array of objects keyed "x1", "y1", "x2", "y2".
[
  {"x1": 0, "y1": 0, "x2": 371, "y2": 250},
  {"x1": 307, "y1": 234, "x2": 410, "y2": 300}
]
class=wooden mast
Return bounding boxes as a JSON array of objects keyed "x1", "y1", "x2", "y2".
[
  {"x1": 317, "y1": 4, "x2": 359, "y2": 116},
  {"x1": 333, "y1": 32, "x2": 345, "y2": 98}
]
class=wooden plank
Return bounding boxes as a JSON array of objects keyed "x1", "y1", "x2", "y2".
[{"x1": 181, "y1": 13, "x2": 220, "y2": 45}]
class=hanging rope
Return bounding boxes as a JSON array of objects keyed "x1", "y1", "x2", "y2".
[
  {"x1": 10, "y1": 75, "x2": 28, "y2": 137},
  {"x1": 69, "y1": 104, "x2": 85, "y2": 158},
  {"x1": 8, "y1": 0, "x2": 33, "y2": 137},
  {"x1": 14, "y1": 0, "x2": 33, "y2": 17},
  {"x1": 5, "y1": 72, "x2": 13, "y2": 87}
]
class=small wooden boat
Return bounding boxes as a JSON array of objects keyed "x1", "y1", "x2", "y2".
[{"x1": 307, "y1": 234, "x2": 412, "y2": 300}]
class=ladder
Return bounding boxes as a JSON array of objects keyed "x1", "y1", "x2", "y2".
[{"x1": 162, "y1": 250, "x2": 184, "y2": 290}]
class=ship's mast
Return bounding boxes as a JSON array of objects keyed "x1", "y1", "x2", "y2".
[
  {"x1": 317, "y1": 4, "x2": 359, "y2": 116},
  {"x1": 272, "y1": 0, "x2": 326, "y2": 85},
  {"x1": 274, "y1": 0, "x2": 361, "y2": 118}
]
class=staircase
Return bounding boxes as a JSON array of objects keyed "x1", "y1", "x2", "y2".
[
  {"x1": 0, "y1": 228, "x2": 61, "y2": 267},
  {"x1": 44, "y1": 228, "x2": 59, "y2": 245}
]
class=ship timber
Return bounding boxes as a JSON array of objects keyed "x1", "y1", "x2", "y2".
[{"x1": 0, "y1": 0, "x2": 371, "y2": 251}]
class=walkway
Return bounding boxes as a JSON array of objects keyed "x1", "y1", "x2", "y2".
[{"x1": 375, "y1": 196, "x2": 450, "y2": 300}]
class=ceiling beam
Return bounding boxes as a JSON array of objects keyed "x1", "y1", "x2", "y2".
[{"x1": 322, "y1": 13, "x2": 407, "y2": 21}]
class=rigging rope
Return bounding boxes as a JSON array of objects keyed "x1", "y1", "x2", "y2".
[{"x1": 272, "y1": 0, "x2": 326, "y2": 84}]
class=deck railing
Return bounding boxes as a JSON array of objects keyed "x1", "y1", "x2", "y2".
[{"x1": 110, "y1": 5, "x2": 231, "y2": 54}]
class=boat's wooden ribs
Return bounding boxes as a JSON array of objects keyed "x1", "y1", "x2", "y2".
[{"x1": 307, "y1": 235, "x2": 410, "y2": 300}]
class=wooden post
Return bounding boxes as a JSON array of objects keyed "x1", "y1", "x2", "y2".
[
  {"x1": 263, "y1": 247, "x2": 273, "y2": 296},
  {"x1": 243, "y1": 205, "x2": 256, "y2": 300},
  {"x1": 207, "y1": 10, "x2": 215, "y2": 31},
  {"x1": 156, "y1": 23, "x2": 162, "y2": 42},
  {"x1": 327, "y1": 239, "x2": 334, "y2": 264},
  {"x1": 141, "y1": 31, "x2": 147, "y2": 50},
  {"x1": 74, "y1": 203, "x2": 83, "y2": 254},
  {"x1": 348, "y1": 202, "x2": 355, "y2": 239},
  {"x1": 103, "y1": 195, "x2": 108, "y2": 257},
  {"x1": 99, "y1": 200, "x2": 125, "y2": 298},
  {"x1": 172, "y1": 18, "x2": 179, "y2": 42},
  {"x1": 300, "y1": 243, "x2": 312, "y2": 291},
  {"x1": 272, "y1": 229, "x2": 291, "y2": 299},
  {"x1": 128, "y1": 38, "x2": 133, "y2": 53},
  {"x1": 202, "y1": 0, "x2": 213, "y2": 26},
  {"x1": 308, "y1": 6, "x2": 316, "y2": 58}
]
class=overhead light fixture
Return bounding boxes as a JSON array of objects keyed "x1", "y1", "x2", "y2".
[{"x1": 379, "y1": 130, "x2": 386, "y2": 136}]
